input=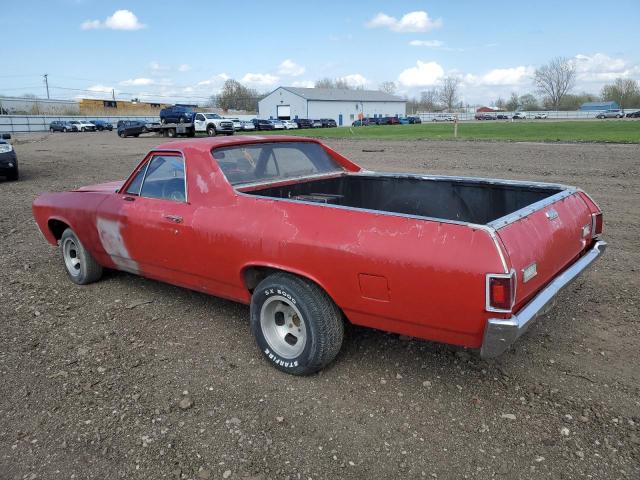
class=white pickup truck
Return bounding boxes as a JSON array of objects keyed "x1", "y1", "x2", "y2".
[{"x1": 194, "y1": 113, "x2": 235, "y2": 136}]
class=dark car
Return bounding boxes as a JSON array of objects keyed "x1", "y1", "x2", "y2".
[
  {"x1": 387, "y1": 117, "x2": 400, "y2": 125},
  {"x1": 0, "y1": 133, "x2": 18, "y2": 181},
  {"x1": 49, "y1": 120, "x2": 76, "y2": 132},
  {"x1": 496, "y1": 113, "x2": 509, "y2": 120},
  {"x1": 625, "y1": 110, "x2": 640, "y2": 118},
  {"x1": 90, "y1": 120, "x2": 113, "y2": 131},
  {"x1": 351, "y1": 119, "x2": 370, "y2": 126},
  {"x1": 407, "y1": 116, "x2": 422, "y2": 124},
  {"x1": 319, "y1": 118, "x2": 337, "y2": 128},
  {"x1": 294, "y1": 118, "x2": 314, "y2": 129},
  {"x1": 160, "y1": 105, "x2": 196, "y2": 124},
  {"x1": 117, "y1": 120, "x2": 148, "y2": 138},
  {"x1": 482, "y1": 113, "x2": 497, "y2": 120},
  {"x1": 252, "y1": 119, "x2": 275, "y2": 131}
]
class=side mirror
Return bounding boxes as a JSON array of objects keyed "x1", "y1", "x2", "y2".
[{"x1": 1, "y1": 133, "x2": 11, "y2": 140}]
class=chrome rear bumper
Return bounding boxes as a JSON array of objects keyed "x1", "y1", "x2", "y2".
[{"x1": 480, "y1": 240, "x2": 607, "y2": 358}]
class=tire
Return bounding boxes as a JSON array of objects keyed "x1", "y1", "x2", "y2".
[
  {"x1": 49, "y1": 127, "x2": 54, "y2": 133},
  {"x1": 250, "y1": 272, "x2": 344, "y2": 375},
  {"x1": 167, "y1": 128, "x2": 177, "y2": 138},
  {"x1": 81, "y1": 127, "x2": 86, "y2": 132},
  {"x1": 60, "y1": 228, "x2": 103, "y2": 285},
  {"x1": 118, "y1": 131, "x2": 126, "y2": 138},
  {"x1": 206, "y1": 125, "x2": 216, "y2": 137},
  {"x1": 6, "y1": 167, "x2": 18, "y2": 181},
  {"x1": 63, "y1": 128, "x2": 68, "y2": 133}
]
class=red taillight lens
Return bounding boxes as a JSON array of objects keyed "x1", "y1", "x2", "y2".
[
  {"x1": 487, "y1": 272, "x2": 516, "y2": 312},
  {"x1": 591, "y1": 212, "x2": 603, "y2": 238}
]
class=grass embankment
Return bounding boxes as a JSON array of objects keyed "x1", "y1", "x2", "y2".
[{"x1": 250, "y1": 120, "x2": 640, "y2": 143}]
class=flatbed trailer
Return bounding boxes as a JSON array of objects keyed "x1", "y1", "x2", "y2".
[{"x1": 148, "y1": 123, "x2": 196, "y2": 138}]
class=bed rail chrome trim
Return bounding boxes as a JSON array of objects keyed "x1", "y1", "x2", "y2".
[{"x1": 480, "y1": 240, "x2": 607, "y2": 358}]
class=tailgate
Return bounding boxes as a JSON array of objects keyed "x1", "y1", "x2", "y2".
[{"x1": 495, "y1": 192, "x2": 596, "y2": 311}]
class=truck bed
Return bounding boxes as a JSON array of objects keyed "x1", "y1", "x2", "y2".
[{"x1": 243, "y1": 173, "x2": 565, "y2": 225}]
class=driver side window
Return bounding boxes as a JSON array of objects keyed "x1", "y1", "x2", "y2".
[{"x1": 137, "y1": 155, "x2": 186, "y2": 202}]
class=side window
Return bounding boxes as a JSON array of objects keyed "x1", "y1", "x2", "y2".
[
  {"x1": 196, "y1": 113, "x2": 205, "y2": 121},
  {"x1": 125, "y1": 164, "x2": 148, "y2": 195},
  {"x1": 139, "y1": 155, "x2": 186, "y2": 202},
  {"x1": 272, "y1": 147, "x2": 316, "y2": 177}
]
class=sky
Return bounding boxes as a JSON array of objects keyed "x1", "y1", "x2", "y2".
[{"x1": 1, "y1": 0, "x2": 639, "y2": 105}]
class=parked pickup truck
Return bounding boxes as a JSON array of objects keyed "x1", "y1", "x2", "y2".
[
  {"x1": 32, "y1": 136, "x2": 606, "y2": 375},
  {"x1": 193, "y1": 112, "x2": 235, "y2": 136}
]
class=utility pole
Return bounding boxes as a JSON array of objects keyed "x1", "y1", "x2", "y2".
[
  {"x1": 112, "y1": 89, "x2": 116, "y2": 101},
  {"x1": 43, "y1": 74, "x2": 50, "y2": 99}
]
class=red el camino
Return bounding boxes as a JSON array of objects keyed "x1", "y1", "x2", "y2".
[{"x1": 32, "y1": 136, "x2": 606, "y2": 375}]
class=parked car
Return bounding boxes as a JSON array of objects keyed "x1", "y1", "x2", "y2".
[
  {"x1": 311, "y1": 119, "x2": 323, "y2": 128},
  {"x1": 252, "y1": 119, "x2": 275, "y2": 131},
  {"x1": 512, "y1": 112, "x2": 527, "y2": 120},
  {"x1": 282, "y1": 120, "x2": 299, "y2": 130},
  {"x1": 482, "y1": 113, "x2": 497, "y2": 120},
  {"x1": 32, "y1": 136, "x2": 606, "y2": 375},
  {"x1": 69, "y1": 120, "x2": 96, "y2": 132},
  {"x1": 240, "y1": 120, "x2": 256, "y2": 131},
  {"x1": 319, "y1": 118, "x2": 337, "y2": 128},
  {"x1": 226, "y1": 118, "x2": 243, "y2": 131},
  {"x1": 475, "y1": 113, "x2": 485, "y2": 120},
  {"x1": 625, "y1": 110, "x2": 640, "y2": 118},
  {"x1": 49, "y1": 120, "x2": 76, "y2": 132},
  {"x1": 90, "y1": 120, "x2": 113, "y2": 131},
  {"x1": 496, "y1": 114, "x2": 509, "y2": 120},
  {"x1": 596, "y1": 109, "x2": 624, "y2": 119},
  {"x1": 269, "y1": 120, "x2": 286, "y2": 130},
  {"x1": 117, "y1": 120, "x2": 148, "y2": 138},
  {"x1": 398, "y1": 118, "x2": 410, "y2": 125},
  {"x1": 193, "y1": 113, "x2": 234, "y2": 136},
  {"x1": 386, "y1": 117, "x2": 401, "y2": 125},
  {"x1": 533, "y1": 113, "x2": 548, "y2": 119},
  {"x1": 0, "y1": 133, "x2": 18, "y2": 181},
  {"x1": 160, "y1": 105, "x2": 196, "y2": 124},
  {"x1": 351, "y1": 119, "x2": 370, "y2": 126},
  {"x1": 432, "y1": 114, "x2": 455, "y2": 122},
  {"x1": 407, "y1": 116, "x2": 422, "y2": 124},
  {"x1": 294, "y1": 118, "x2": 314, "y2": 129}
]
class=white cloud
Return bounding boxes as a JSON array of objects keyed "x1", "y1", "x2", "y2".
[
  {"x1": 338, "y1": 74, "x2": 369, "y2": 88},
  {"x1": 366, "y1": 11, "x2": 442, "y2": 33},
  {"x1": 241, "y1": 73, "x2": 279, "y2": 87},
  {"x1": 278, "y1": 59, "x2": 305, "y2": 77},
  {"x1": 572, "y1": 53, "x2": 640, "y2": 83},
  {"x1": 119, "y1": 78, "x2": 154, "y2": 86},
  {"x1": 291, "y1": 80, "x2": 315, "y2": 88},
  {"x1": 409, "y1": 40, "x2": 444, "y2": 48},
  {"x1": 196, "y1": 73, "x2": 229, "y2": 87},
  {"x1": 81, "y1": 20, "x2": 101, "y2": 30},
  {"x1": 81, "y1": 10, "x2": 145, "y2": 31},
  {"x1": 150, "y1": 61, "x2": 168, "y2": 72},
  {"x1": 477, "y1": 66, "x2": 534, "y2": 86},
  {"x1": 178, "y1": 64, "x2": 191, "y2": 72},
  {"x1": 397, "y1": 61, "x2": 445, "y2": 87},
  {"x1": 88, "y1": 85, "x2": 115, "y2": 93}
]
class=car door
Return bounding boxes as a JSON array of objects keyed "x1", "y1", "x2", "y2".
[
  {"x1": 194, "y1": 113, "x2": 206, "y2": 131},
  {"x1": 96, "y1": 153, "x2": 196, "y2": 281}
]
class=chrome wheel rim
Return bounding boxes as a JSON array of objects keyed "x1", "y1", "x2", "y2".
[
  {"x1": 260, "y1": 296, "x2": 307, "y2": 359},
  {"x1": 62, "y1": 237, "x2": 82, "y2": 277}
]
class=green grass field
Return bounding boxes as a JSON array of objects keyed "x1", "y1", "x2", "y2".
[{"x1": 251, "y1": 121, "x2": 640, "y2": 143}]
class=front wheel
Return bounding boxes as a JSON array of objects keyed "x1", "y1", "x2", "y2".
[
  {"x1": 60, "y1": 228, "x2": 103, "y2": 285},
  {"x1": 49, "y1": 127, "x2": 54, "y2": 133},
  {"x1": 206, "y1": 126, "x2": 216, "y2": 136},
  {"x1": 250, "y1": 273, "x2": 344, "y2": 375},
  {"x1": 81, "y1": 127, "x2": 86, "y2": 132}
]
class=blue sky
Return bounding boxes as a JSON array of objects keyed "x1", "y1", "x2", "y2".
[{"x1": 2, "y1": 0, "x2": 639, "y2": 104}]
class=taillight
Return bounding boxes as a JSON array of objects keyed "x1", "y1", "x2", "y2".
[
  {"x1": 591, "y1": 212, "x2": 603, "y2": 238},
  {"x1": 486, "y1": 271, "x2": 516, "y2": 313}
]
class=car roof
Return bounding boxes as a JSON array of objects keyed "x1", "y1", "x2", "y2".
[{"x1": 154, "y1": 135, "x2": 321, "y2": 153}]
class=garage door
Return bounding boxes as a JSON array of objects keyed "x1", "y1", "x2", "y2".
[{"x1": 277, "y1": 105, "x2": 291, "y2": 120}]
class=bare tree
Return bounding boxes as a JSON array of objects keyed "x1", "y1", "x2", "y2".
[
  {"x1": 217, "y1": 79, "x2": 259, "y2": 112},
  {"x1": 534, "y1": 57, "x2": 576, "y2": 110},
  {"x1": 506, "y1": 92, "x2": 520, "y2": 111},
  {"x1": 601, "y1": 78, "x2": 640, "y2": 109},
  {"x1": 419, "y1": 89, "x2": 439, "y2": 111},
  {"x1": 379, "y1": 81, "x2": 397, "y2": 95},
  {"x1": 314, "y1": 78, "x2": 335, "y2": 89},
  {"x1": 438, "y1": 77, "x2": 460, "y2": 112}
]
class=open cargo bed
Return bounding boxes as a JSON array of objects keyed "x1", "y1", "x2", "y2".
[{"x1": 242, "y1": 173, "x2": 565, "y2": 225}]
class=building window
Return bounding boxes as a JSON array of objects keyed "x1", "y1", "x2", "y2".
[
  {"x1": 349, "y1": 114, "x2": 354, "y2": 120},
  {"x1": 103, "y1": 100, "x2": 117, "y2": 108}
]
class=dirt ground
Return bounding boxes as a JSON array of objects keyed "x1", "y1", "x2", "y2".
[{"x1": 1, "y1": 132, "x2": 638, "y2": 480}]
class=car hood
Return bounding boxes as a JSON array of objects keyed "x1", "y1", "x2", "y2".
[{"x1": 74, "y1": 180, "x2": 124, "y2": 193}]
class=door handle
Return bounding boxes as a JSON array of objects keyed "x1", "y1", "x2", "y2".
[{"x1": 164, "y1": 215, "x2": 183, "y2": 224}]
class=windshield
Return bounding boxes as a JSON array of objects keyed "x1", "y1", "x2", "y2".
[
  {"x1": 205, "y1": 113, "x2": 221, "y2": 119},
  {"x1": 212, "y1": 141, "x2": 344, "y2": 186}
]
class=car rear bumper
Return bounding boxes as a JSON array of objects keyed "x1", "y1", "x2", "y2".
[{"x1": 480, "y1": 240, "x2": 607, "y2": 358}]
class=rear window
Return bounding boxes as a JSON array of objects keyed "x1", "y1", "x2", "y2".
[{"x1": 212, "y1": 142, "x2": 343, "y2": 186}]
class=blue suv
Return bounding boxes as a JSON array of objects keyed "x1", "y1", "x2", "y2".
[{"x1": 160, "y1": 105, "x2": 196, "y2": 124}]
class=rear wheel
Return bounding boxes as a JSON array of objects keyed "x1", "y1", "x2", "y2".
[
  {"x1": 63, "y1": 128, "x2": 68, "y2": 132},
  {"x1": 167, "y1": 128, "x2": 177, "y2": 138},
  {"x1": 49, "y1": 127, "x2": 54, "y2": 133},
  {"x1": 206, "y1": 125, "x2": 216, "y2": 136},
  {"x1": 60, "y1": 229, "x2": 103, "y2": 285},
  {"x1": 250, "y1": 272, "x2": 344, "y2": 375},
  {"x1": 81, "y1": 127, "x2": 86, "y2": 132}
]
